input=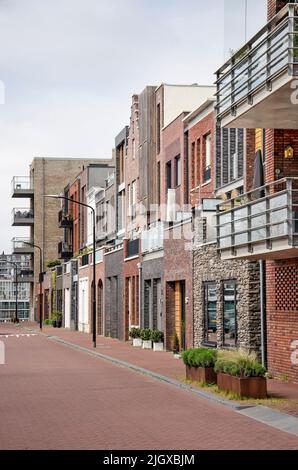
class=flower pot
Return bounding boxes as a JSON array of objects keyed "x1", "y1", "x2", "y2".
[
  {"x1": 132, "y1": 338, "x2": 143, "y2": 347},
  {"x1": 186, "y1": 366, "x2": 217, "y2": 385},
  {"x1": 153, "y1": 342, "x2": 164, "y2": 352},
  {"x1": 217, "y1": 372, "x2": 267, "y2": 398},
  {"x1": 56, "y1": 319, "x2": 62, "y2": 328},
  {"x1": 142, "y1": 340, "x2": 152, "y2": 349},
  {"x1": 52, "y1": 320, "x2": 57, "y2": 328}
]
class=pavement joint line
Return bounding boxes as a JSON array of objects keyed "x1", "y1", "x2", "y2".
[{"x1": 25, "y1": 327, "x2": 298, "y2": 437}]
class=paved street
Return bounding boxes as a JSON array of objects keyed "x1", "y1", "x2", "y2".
[{"x1": 0, "y1": 324, "x2": 297, "y2": 450}]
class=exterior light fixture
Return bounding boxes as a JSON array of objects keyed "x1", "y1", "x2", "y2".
[{"x1": 284, "y1": 145, "x2": 294, "y2": 159}]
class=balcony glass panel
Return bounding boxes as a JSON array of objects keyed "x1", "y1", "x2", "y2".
[
  {"x1": 270, "y1": 193, "x2": 287, "y2": 209},
  {"x1": 251, "y1": 200, "x2": 266, "y2": 215},
  {"x1": 251, "y1": 228, "x2": 267, "y2": 242},
  {"x1": 271, "y1": 222, "x2": 287, "y2": 237},
  {"x1": 220, "y1": 236, "x2": 232, "y2": 248},
  {"x1": 235, "y1": 233, "x2": 248, "y2": 245}
]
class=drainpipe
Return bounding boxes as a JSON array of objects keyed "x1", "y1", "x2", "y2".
[{"x1": 260, "y1": 260, "x2": 267, "y2": 368}]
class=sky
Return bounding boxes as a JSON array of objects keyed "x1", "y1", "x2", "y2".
[{"x1": 0, "y1": 0, "x2": 266, "y2": 252}]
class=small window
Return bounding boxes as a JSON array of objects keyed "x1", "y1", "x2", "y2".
[
  {"x1": 262, "y1": 129, "x2": 266, "y2": 163},
  {"x1": 175, "y1": 155, "x2": 181, "y2": 187},
  {"x1": 132, "y1": 139, "x2": 136, "y2": 159},
  {"x1": 204, "y1": 283, "x2": 217, "y2": 345},
  {"x1": 223, "y1": 282, "x2": 237, "y2": 347},
  {"x1": 157, "y1": 104, "x2": 161, "y2": 155},
  {"x1": 157, "y1": 161, "x2": 161, "y2": 205},
  {"x1": 204, "y1": 134, "x2": 211, "y2": 182},
  {"x1": 166, "y1": 161, "x2": 172, "y2": 190}
]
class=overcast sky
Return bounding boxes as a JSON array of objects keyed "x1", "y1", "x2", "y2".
[{"x1": 0, "y1": 0, "x2": 266, "y2": 252}]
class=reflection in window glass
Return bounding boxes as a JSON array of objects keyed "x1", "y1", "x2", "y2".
[
  {"x1": 223, "y1": 282, "x2": 237, "y2": 347},
  {"x1": 204, "y1": 283, "x2": 217, "y2": 345}
]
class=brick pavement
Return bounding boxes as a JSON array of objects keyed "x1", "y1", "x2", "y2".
[{"x1": 0, "y1": 323, "x2": 298, "y2": 449}]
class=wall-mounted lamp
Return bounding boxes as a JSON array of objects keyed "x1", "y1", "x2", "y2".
[{"x1": 284, "y1": 145, "x2": 294, "y2": 160}]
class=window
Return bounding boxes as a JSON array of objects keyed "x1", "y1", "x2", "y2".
[
  {"x1": 157, "y1": 161, "x2": 161, "y2": 205},
  {"x1": 166, "y1": 161, "x2": 172, "y2": 190},
  {"x1": 132, "y1": 139, "x2": 136, "y2": 159},
  {"x1": 204, "y1": 283, "x2": 217, "y2": 345},
  {"x1": 191, "y1": 142, "x2": 195, "y2": 188},
  {"x1": 204, "y1": 134, "x2": 211, "y2": 182},
  {"x1": 196, "y1": 139, "x2": 201, "y2": 186},
  {"x1": 223, "y1": 282, "x2": 237, "y2": 347},
  {"x1": 175, "y1": 155, "x2": 181, "y2": 187},
  {"x1": 157, "y1": 104, "x2": 161, "y2": 154}
]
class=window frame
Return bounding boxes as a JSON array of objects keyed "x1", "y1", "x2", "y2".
[
  {"x1": 223, "y1": 280, "x2": 238, "y2": 348},
  {"x1": 203, "y1": 282, "x2": 217, "y2": 347}
]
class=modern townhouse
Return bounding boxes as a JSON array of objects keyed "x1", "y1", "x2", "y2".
[
  {"x1": 185, "y1": 98, "x2": 262, "y2": 354},
  {"x1": 215, "y1": 0, "x2": 298, "y2": 382}
]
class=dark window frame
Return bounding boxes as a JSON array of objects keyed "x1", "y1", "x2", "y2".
[
  {"x1": 175, "y1": 154, "x2": 181, "y2": 187},
  {"x1": 223, "y1": 280, "x2": 238, "y2": 348},
  {"x1": 203, "y1": 282, "x2": 217, "y2": 347}
]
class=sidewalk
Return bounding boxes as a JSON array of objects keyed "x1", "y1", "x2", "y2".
[{"x1": 17, "y1": 322, "x2": 298, "y2": 418}]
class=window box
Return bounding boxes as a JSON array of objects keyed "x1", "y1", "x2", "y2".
[
  {"x1": 132, "y1": 338, "x2": 143, "y2": 347},
  {"x1": 142, "y1": 340, "x2": 152, "y2": 349},
  {"x1": 217, "y1": 373, "x2": 267, "y2": 398}
]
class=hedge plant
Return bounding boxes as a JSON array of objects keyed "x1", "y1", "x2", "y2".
[
  {"x1": 214, "y1": 350, "x2": 266, "y2": 378},
  {"x1": 182, "y1": 348, "x2": 218, "y2": 368}
]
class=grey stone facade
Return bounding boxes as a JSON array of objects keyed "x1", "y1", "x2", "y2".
[{"x1": 193, "y1": 241, "x2": 261, "y2": 353}]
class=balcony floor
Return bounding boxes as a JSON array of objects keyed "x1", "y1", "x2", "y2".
[{"x1": 221, "y1": 76, "x2": 298, "y2": 129}]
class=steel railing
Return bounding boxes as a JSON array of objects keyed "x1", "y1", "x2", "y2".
[{"x1": 216, "y1": 4, "x2": 298, "y2": 119}]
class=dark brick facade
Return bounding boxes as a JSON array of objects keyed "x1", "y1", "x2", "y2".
[{"x1": 104, "y1": 247, "x2": 124, "y2": 340}]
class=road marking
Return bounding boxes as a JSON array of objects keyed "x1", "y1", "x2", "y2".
[{"x1": 0, "y1": 334, "x2": 37, "y2": 338}]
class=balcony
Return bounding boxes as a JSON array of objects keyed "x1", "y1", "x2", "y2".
[
  {"x1": 142, "y1": 223, "x2": 164, "y2": 254},
  {"x1": 12, "y1": 177, "x2": 34, "y2": 198},
  {"x1": 12, "y1": 238, "x2": 34, "y2": 255},
  {"x1": 58, "y1": 210, "x2": 73, "y2": 228},
  {"x1": 18, "y1": 269, "x2": 34, "y2": 283},
  {"x1": 12, "y1": 208, "x2": 34, "y2": 226},
  {"x1": 58, "y1": 242, "x2": 73, "y2": 260},
  {"x1": 216, "y1": 4, "x2": 298, "y2": 129},
  {"x1": 217, "y1": 178, "x2": 298, "y2": 260}
]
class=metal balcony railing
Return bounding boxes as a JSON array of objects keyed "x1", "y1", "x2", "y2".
[
  {"x1": 12, "y1": 176, "x2": 34, "y2": 197},
  {"x1": 12, "y1": 208, "x2": 34, "y2": 226},
  {"x1": 58, "y1": 210, "x2": 73, "y2": 228},
  {"x1": 141, "y1": 223, "x2": 164, "y2": 254},
  {"x1": 12, "y1": 238, "x2": 34, "y2": 254},
  {"x1": 216, "y1": 4, "x2": 298, "y2": 121},
  {"x1": 58, "y1": 242, "x2": 73, "y2": 259},
  {"x1": 217, "y1": 178, "x2": 298, "y2": 259}
]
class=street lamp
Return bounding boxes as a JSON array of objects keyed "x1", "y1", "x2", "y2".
[
  {"x1": 23, "y1": 241, "x2": 43, "y2": 331},
  {"x1": 0, "y1": 257, "x2": 19, "y2": 323},
  {"x1": 44, "y1": 194, "x2": 97, "y2": 348}
]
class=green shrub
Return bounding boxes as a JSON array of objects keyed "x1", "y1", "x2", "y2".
[
  {"x1": 214, "y1": 350, "x2": 266, "y2": 378},
  {"x1": 150, "y1": 329, "x2": 164, "y2": 343},
  {"x1": 182, "y1": 348, "x2": 218, "y2": 368},
  {"x1": 46, "y1": 259, "x2": 61, "y2": 268},
  {"x1": 140, "y1": 328, "x2": 152, "y2": 341},
  {"x1": 129, "y1": 327, "x2": 141, "y2": 339},
  {"x1": 43, "y1": 319, "x2": 52, "y2": 325}
]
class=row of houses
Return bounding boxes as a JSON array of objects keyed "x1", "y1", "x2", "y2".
[{"x1": 11, "y1": 0, "x2": 298, "y2": 383}]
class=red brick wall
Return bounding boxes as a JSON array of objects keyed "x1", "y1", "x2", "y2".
[
  {"x1": 244, "y1": 129, "x2": 257, "y2": 192},
  {"x1": 188, "y1": 110, "x2": 215, "y2": 207},
  {"x1": 264, "y1": 127, "x2": 298, "y2": 383},
  {"x1": 266, "y1": 260, "x2": 298, "y2": 383},
  {"x1": 267, "y1": 0, "x2": 289, "y2": 20},
  {"x1": 163, "y1": 221, "x2": 193, "y2": 350},
  {"x1": 161, "y1": 112, "x2": 189, "y2": 217}
]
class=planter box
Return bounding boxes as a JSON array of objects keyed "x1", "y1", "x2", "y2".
[
  {"x1": 132, "y1": 338, "x2": 143, "y2": 348},
  {"x1": 217, "y1": 372, "x2": 267, "y2": 398},
  {"x1": 186, "y1": 366, "x2": 217, "y2": 384},
  {"x1": 142, "y1": 340, "x2": 152, "y2": 349},
  {"x1": 153, "y1": 342, "x2": 164, "y2": 352}
]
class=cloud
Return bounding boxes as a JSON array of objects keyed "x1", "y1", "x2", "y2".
[{"x1": 0, "y1": 0, "x2": 266, "y2": 251}]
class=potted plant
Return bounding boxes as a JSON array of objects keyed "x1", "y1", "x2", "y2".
[
  {"x1": 172, "y1": 331, "x2": 180, "y2": 357},
  {"x1": 51, "y1": 312, "x2": 57, "y2": 328},
  {"x1": 151, "y1": 329, "x2": 164, "y2": 352},
  {"x1": 214, "y1": 350, "x2": 267, "y2": 398},
  {"x1": 130, "y1": 327, "x2": 142, "y2": 347},
  {"x1": 141, "y1": 329, "x2": 152, "y2": 349},
  {"x1": 182, "y1": 348, "x2": 217, "y2": 384},
  {"x1": 56, "y1": 312, "x2": 63, "y2": 328}
]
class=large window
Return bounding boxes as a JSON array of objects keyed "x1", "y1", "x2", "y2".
[
  {"x1": 223, "y1": 282, "x2": 237, "y2": 347},
  {"x1": 204, "y1": 283, "x2": 217, "y2": 345}
]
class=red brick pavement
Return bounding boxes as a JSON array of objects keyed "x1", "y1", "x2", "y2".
[
  {"x1": 0, "y1": 323, "x2": 298, "y2": 450},
  {"x1": 22, "y1": 322, "x2": 298, "y2": 416}
]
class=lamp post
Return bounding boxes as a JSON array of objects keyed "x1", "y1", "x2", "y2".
[
  {"x1": 1, "y1": 258, "x2": 19, "y2": 323},
  {"x1": 23, "y1": 241, "x2": 43, "y2": 331},
  {"x1": 44, "y1": 194, "x2": 97, "y2": 348}
]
